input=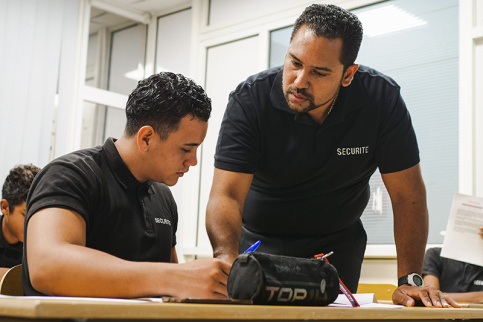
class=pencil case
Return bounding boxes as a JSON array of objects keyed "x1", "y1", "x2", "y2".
[{"x1": 227, "y1": 252, "x2": 339, "y2": 306}]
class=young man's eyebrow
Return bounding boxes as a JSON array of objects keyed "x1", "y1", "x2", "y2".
[
  {"x1": 289, "y1": 53, "x2": 333, "y2": 72},
  {"x1": 184, "y1": 143, "x2": 200, "y2": 147}
]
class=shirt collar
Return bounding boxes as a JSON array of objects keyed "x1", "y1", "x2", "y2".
[{"x1": 102, "y1": 138, "x2": 154, "y2": 192}]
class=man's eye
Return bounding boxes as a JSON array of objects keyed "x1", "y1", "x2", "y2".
[
  {"x1": 314, "y1": 71, "x2": 328, "y2": 77},
  {"x1": 182, "y1": 148, "x2": 191, "y2": 153},
  {"x1": 292, "y1": 60, "x2": 302, "y2": 67}
]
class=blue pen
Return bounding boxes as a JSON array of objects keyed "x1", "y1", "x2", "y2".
[{"x1": 243, "y1": 240, "x2": 261, "y2": 253}]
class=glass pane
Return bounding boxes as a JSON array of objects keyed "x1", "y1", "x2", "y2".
[
  {"x1": 86, "y1": 33, "x2": 98, "y2": 87},
  {"x1": 198, "y1": 36, "x2": 261, "y2": 249},
  {"x1": 108, "y1": 24, "x2": 147, "y2": 95},
  {"x1": 104, "y1": 106, "x2": 126, "y2": 141},
  {"x1": 268, "y1": 0, "x2": 459, "y2": 244},
  {"x1": 156, "y1": 9, "x2": 192, "y2": 76},
  {"x1": 269, "y1": 27, "x2": 292, "y2": 68},
  {"x1": 81, "y1": 102, "x2": 102, "y2": 149},
  {"x1": 354, "y1": 0, "x2": 458, "y2": 244}
]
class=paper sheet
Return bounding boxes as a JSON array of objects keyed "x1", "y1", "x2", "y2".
[
  {"x1": 329, "y1": 293, "x2": 403, "y2": 308},
  {"x1": 441, "y1": 193, "x2": 483, "y2": 267}
]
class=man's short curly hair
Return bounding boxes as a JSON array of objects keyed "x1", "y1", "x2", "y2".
[
  {"x1": 124, "y1": 72, "x2": 212, "y2": 140},
  {"x1": 2, "y1": 164, "x2": 41, "y2": 211},
  {"x1": 291, "y1": 4, "x2": 363, "y2": 70}
]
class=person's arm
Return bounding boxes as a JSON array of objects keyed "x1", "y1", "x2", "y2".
[
  {"x1": 0, "y1": 267, "x2": 9, "y2": 279},
  {"x1": 423, "y1": 274, "x2": 440, "y2": 290},
  {"x1": 442, "y1": 291, "x2": 483, "y2": 303},
  {"x1": 206, "y1": 168, "x2": 254, "y2": 264},
  {"x1": 27, "y1": 207, "x2": 231, "y2": 298},
  {"x1": 425, "y1": 273, "x2": 483, "y2": 303},
  {"x1": 170, "y1": 247, "x2": 178, "y2": 263},
  {"x1": 382, "y1": 164, "x2": 459, "y2": 307}
]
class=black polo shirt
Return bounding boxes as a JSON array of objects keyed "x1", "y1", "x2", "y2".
[
  {"x1": 215, "y1": 65, "x2": 419, "y2": 237},
  {"x1": 423, "y1": 247, "x2": 483, "y2": 292},
  {"x1": 22, "y1": 138, "x2": 177, "y2": 296}
]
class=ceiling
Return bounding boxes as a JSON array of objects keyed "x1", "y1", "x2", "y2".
[{"x1": 90, "y1": 0, "x2": 189, "y2": 33}]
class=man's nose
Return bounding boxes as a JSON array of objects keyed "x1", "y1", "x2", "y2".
[
  {"x1": 185, "y1": 154, "x2": 198, "y2": 167},
  {"x1": 294, "y1": 69, "x2": 309, "y2": 89}
]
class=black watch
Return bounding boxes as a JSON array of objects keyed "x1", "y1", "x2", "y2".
[{"x1": 398, "y1": 273, "x2": 424, "y2": 287}]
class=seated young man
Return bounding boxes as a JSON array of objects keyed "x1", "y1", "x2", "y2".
[
  {"x1": 423, "y1": 227, "x2": 483, "y2": 303},
  {"x1": 23, "y1": 72, "x2": 231, "y2": 298},
  {"x1": 0, "y1": 164, "x2": 40, "y2": 277}
]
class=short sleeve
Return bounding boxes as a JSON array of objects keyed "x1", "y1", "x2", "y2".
[
  {"x1": 375, "y1": 91, "x2": 420, "y2": 174},
  {"x1": 26, "y1": 156, "x2": 101, "y2": 225},
  {"x1": 422, "y1": 247, "x2": 443, "y2": 278},
  {"x1": 214, "y1": 92, "x2": 261, "y2": 174}
]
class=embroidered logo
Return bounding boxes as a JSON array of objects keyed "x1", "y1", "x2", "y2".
[
  {"x1": 337, "y1": 146, "x2": 369, "y2": 156},
  {"x1": 155, "y1": 218, "x2": 171, "y2": 225},
  {"x1": 474, "y1": 280, "x2": 483, "y2": 286}
]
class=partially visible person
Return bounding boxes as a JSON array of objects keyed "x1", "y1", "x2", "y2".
[
  {"x1": 422, "y1": 227, "x2": 483, "y2": 303},
  {"x1": 23, "y1": 72, "x2": 231, "y2": 298},
  {"x1": 0, "y1": 164, "x2": 40, "y2": 277}
]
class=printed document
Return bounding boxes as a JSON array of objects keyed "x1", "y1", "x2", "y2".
[{"x1": 441, "y1": 193, "x2": 483, "y2": 267}]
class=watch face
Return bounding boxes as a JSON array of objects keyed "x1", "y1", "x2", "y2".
[{"x1": 412, "y1": 274, "x2": 423, "y2": 286}]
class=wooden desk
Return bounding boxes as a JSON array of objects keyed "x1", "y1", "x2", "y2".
[{"x1": 0, "y1": 296, "x2": 482, "y2": 321}]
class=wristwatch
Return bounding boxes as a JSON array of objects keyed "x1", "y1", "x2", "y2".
[{"x1": 398, "y1": 273, "x2": 424, "y2": 287}]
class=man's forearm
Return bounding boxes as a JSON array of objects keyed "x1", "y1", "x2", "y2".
[
  {"x1": 393, "y1": 201, "x2": 428, "y2": 277},
  {"x1": 206, "y1": 196, "x2": 243, "y2": 263}
]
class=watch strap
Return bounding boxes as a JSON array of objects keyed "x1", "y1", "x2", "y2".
[{"x1": 398, "y1": 273, "x2": 423, "y2": 287}]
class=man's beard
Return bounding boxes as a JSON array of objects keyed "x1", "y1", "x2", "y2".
[
  {"x1": 284, "y1": 86, "x2": 330, "y2": 113},
  {"x1": 283, "y1": 82, "x2": 342, "y2": 114}
]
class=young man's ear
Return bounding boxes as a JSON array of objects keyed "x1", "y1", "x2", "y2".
[
  {"x1": 341, "y1": 64, "x2": 359, "y2": 87},
  {"x1": 0, "y1": 199, "x2": 9, "y2": 216},
  {"x1": 136, "y1": 126, "x2": 156, "y2": 152}
]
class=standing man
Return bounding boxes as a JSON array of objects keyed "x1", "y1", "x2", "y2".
[
  {"x1": 23, "y1": 72, "x2": 231, "y2": 298},
  {"x1": 206, "y1": 4, "x2": 457, "y2": 307}
]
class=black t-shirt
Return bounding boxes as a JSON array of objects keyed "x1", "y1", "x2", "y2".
[
  {"x1": 22, "y1": 138, "x2": 178, "y2": 296},
  {"x1": 0, "y1": 216, "x2": 23, "y2": 268},
  {"x1": 423, "y1": 247, "x2": 483, "y2": 292},
  {"x1": 215, "y1": 65, "x2": 420, "y2": 237}
]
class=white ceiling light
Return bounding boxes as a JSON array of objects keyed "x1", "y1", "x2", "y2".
[{"x1": 357, "y1": 4, "x2": 427, "y2": 38}]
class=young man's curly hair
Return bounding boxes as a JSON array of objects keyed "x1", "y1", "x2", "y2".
[
  {"x1": 124, "y1": 72, "x2": 212, "y2": 140},
  {"x1": 2, "y1": 164, "x2": 41, "y2": 211}
]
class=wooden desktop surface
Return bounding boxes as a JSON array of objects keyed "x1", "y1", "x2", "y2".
[{"x1": 0, "y1": 296, "x2": 482, "y2": 321}]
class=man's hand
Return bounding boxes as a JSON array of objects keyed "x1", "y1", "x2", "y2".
[
  {"x1": 216, "y1": 252, "x2": 238, "y2": 265},
  {"x1": 174, "y1": 258, "x2": 232, "y2": 299},
  {"x1": 392, "y1": 284, "x2": 461, "y2": 308}
]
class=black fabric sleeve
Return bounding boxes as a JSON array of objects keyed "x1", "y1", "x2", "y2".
[
  {"x1": 375, "y1": 91, "x2": 420, "y2": 174},
  {"x1": 26, "y1": 155, "x2": 101, "y2": 226},
  {"x1": 422, "y1": 247, "x2": 443, "y2": 278},
  {"x1": 214, "y1": 92, "x2": 261, "y2": 174}
]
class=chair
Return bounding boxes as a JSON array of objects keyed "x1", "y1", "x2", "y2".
[
  {"x1": 0, "y1": 264, "x2": 23, "y2": 296},
  {"x1": 357, "y1": 283, "x2": 397, "y2": 301}
]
